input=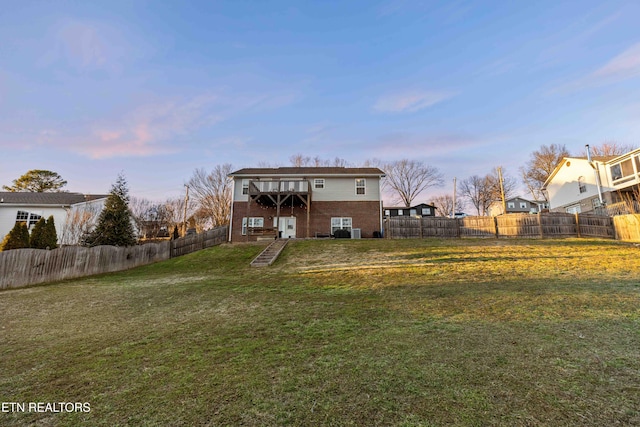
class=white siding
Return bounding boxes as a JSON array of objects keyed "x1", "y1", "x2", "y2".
[
  {"x1": 233, "y1": 180, "x2": 249, "y2": 202},
  {"x1": 232, "y1": 175, "x2": 381, "y2": 202},
  {"x1": 546, "y1": 159, "x2": 611, "y2": 210},
  {"x1": 0, "y1": 206, "x2": 69, "y2": 243},
  {"x1": 313, "y1": 177, "x2": 380, "y2": 201},
  {"x1": 0, "y1": 198, "x2": 106, "y2": 244}
]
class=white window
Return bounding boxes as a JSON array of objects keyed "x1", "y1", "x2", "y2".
[
  {"x1": 331, "y1": 217, "x2": 352, "y2": 234},
  {"x1": 397, "y1": 209, "x2": 403, "y2": 216},
  {"x1": 507, "y1": 202, "x2": 515, "y2": 209},
  {"x1": 241, "y1": 217, "x2": 264, "y2": 235},
  {"x1": 520, "y1": 202, "x2": 527, "y2": 209},
  {"x1": 578, "y1": 176, "x2": 586, "y2": 193},
  {"x1": 421, "y1": 207, "x2": 431, "y2": 215},
  {"x1": 242, "y1": 180, "x2": 249, "y2": 195},
  {"x1": 314, "y1": 179, "x2": 325, "y2": 189},
  {"x1": 592, "y1": 198, "x2": 603, "y2": 209},
  {"x1": 566, "y1": 204, "x2": 581, "y2": 214},
  {"x1": 355, "y1": 178, "x2": 366, "y2": 195},
  {"x1": 410, "y1": 209, "x2": 417, "y2": 216},
  {"x1": 384, "y1": 210, "x2": 390, "y2": 216},
  {"x1": 16, "y1": 210, "x2": 42, "y2": 228},
  {"x1": 610, "y1": 159, "x2": 635, "y2": 181}
]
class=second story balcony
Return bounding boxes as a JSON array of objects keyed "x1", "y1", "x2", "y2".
[{"x1": 248, "y1": 180, "x2": 309, "y2": 195}]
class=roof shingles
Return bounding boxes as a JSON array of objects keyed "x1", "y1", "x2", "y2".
[{"x1": 0, "y1": 192, "x2": 108, "y2": 206}]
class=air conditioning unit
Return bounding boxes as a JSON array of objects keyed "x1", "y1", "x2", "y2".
[{"x1": 351, "y1": 228, "x2": 361, "y2": 239}]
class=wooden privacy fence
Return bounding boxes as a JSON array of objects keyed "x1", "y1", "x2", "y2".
[
  {"x1": 0, "y1": 226, "x2": 228, "y2": 290},
  {"x1": 384, "y1": 213, "x2": 615, "y2": 240},
  {"x1": 170, "y1": 226, "x2": 228, "y2": 257},
  {"x1": 612, "y1": 214, "x2": 640, "y2": 241}
]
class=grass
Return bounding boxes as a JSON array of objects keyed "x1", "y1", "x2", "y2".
[{"x1": 1, "y1": 238, "x2": 639, "y2": 426}]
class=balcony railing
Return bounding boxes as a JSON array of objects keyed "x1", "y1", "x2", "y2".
[{"x1": 248, "y1": 180, "x2": 309, "y2": 195}]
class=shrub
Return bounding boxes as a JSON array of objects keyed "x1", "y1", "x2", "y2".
[
  {"x1": 1, "y1": 222, "x2": 30, "y2": 251},
  {"x1": 29, "y1": 218, "x2": 47, "y2": 249},
  {"x1": 333, "y1": 229, "x2": 351, "y2": 239}
]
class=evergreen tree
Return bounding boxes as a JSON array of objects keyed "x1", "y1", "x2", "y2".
[
  {"x1": 45, "y1": 216, "x2": 58, "y2": 249},
  {"x1": 3, "y1": 169, "x2": 67, "y2": 192},
  {"x1": 1, "y1": 222, "x2": 30, "y2": 251},
  {"x1": 83, "y1": 174, "x2": 137, "y2": 247},
  {"x1": 30, "y1": 218, "x2": 47, "y2": 249}
]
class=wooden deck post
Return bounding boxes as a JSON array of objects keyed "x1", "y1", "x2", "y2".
[{"x1": 306, "y1": 194, "x2": 310, "y2": 238}]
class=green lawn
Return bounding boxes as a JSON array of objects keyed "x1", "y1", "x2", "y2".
[{"x1": 1, "y1": 238, "x2": 639, "y2": 426}]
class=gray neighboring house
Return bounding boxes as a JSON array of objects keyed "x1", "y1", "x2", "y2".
[
  {"x1": 487, "y1": 196, "x2": 541, "y2": 216},
  {"x1": 0, "y1": 192, "x2": 108, "y2": 244}
]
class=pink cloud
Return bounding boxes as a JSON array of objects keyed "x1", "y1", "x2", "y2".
[
  {"x1": 592, "y1": 42, "x2": 640, "y2": 82},
  {"x1": 550, "y1": 41, "x2": 640, "y2": 94},
  {"x1": 39, "y1": 19, "x2": 129, "y2": 73},
  {"x1": 373, "y1": 90, "x2": 456, "y2": 113},
  {"x1": 76, "y1": 95, "x2": 223, "y2": 159}
]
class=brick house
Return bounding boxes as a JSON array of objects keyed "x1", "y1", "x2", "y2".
[{"x1": 228, "y1": 167, "x2": 386, "y2": 241}]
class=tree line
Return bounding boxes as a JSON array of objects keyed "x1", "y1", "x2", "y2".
[{"x1": 2, "y1": 141, "x2": 634, "y2": 250}]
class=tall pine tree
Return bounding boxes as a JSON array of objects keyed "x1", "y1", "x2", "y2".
[{"x1": 83, "y1": 174, "x2": 137, "y2": 247}]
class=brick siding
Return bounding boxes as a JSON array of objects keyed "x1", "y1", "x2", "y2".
[{"x1": 230, "y1": 200, "x2": 382, "y2": 241}]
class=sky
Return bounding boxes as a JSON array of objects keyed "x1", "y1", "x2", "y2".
[{"x1": 2, "y1": 0, "x2": 640, "y2": 203}]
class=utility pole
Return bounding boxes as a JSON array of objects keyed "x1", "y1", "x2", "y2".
[
  {"x1": 452, "y1": 177, "x2": 457, "y2": 218},
  {"x1": 182, "y1": 184, "x2": 189, "y2": 236},
  {"x1": 497, "y1": 167, "x2": 506, "y2": 215}
]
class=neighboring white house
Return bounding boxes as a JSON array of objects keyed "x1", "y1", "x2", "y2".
[
  {"x1": 228, "y1": 167, "x2": 386, "y2": 241},
  {"x1": 542, "y1": 147, "x2": 640, "y2": 214},
  {"x1": 0, "y1": 192, "x2": 108, "y2": 245}
]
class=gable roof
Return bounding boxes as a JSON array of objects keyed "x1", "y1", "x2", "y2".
[
  {"x1": 541, "y1": 154, "x2": 624, "y2": 190},
  {"x1": 383, "y1": 203, "x2": 437, "y2": 209},
  {"x1": 0, "y1": 192, "x2": 108, "y2": 206},
  {"x1": 229, "y1": 167, "x2": 385, "y2": 177},
  {"x1": 505, "y1": 196, "x2": 535, "y2": 203}
]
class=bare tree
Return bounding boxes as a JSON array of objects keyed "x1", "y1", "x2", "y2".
[
  {"x1": 431, "y1": 194, "x2": 465, "y2": 217},
  {"x1": 289, "y1": 154, "x2": 350, "y2": 167},
  {"x1": 186, "y1": 164, "x2": 233, "y2": 229},
  {"x1": 59, "y1": 203, "x2": 102, "y2": 245},
  {"x1": 163, "y1": 196, "x2": 195, "y2": 234},
  {"x1": 460, "y1": 167, "x2": 517, "y2": 216},
  {"x1": 521, "y1": 144, "x2": 570, "y2": 201},
  {"x1": 129, "y1": 197, "x2": 173, "y2": 239},
  {"x1": 129, "y1": 196, "x2": 152, "y2": 237},
  {"x1": 382, "y1": 159, "x2": 444, "y2": 207},
  {"x1": 580, "y1": 141, "x2": 635, "y2": 157},
  {"x1": 486, "y1": 166, "x2": 518, "y2": 201},
  {"x1": 289, "y1": 154, "x2": 311, "y2": 167},
  {"x1": 460, "y1": 175, "x2": 492, "y2": 216}
]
